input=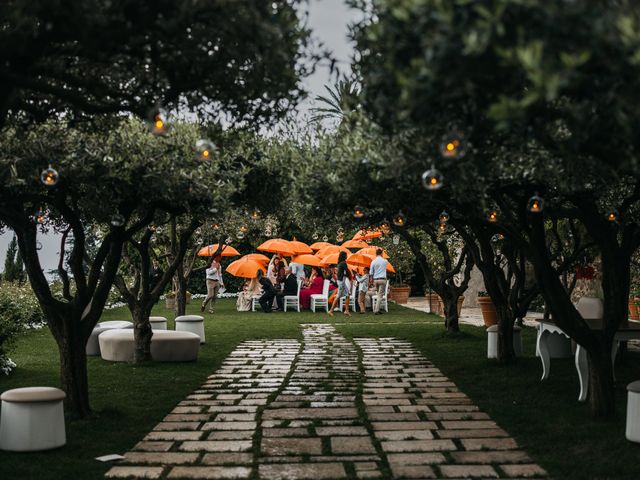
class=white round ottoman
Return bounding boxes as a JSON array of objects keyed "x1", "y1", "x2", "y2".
[
  {"x1": 175, "y1": 315, "x2": 205, "y2": 344},
  {"x1": 626, "y1": 380, "x2": 640, "y2": 442},
  {"x1": 99, "y1": 330, "x2": 200, "y2": 362},
  {"x1": 149, "y1": 316, "x2": 167, "y2": 331},
  {"x1": 86, "y1": 320, "x2": 134, "y2": 356},
  {"x1": 0, "y1": 387, "x2": 66, "y2": 451}
]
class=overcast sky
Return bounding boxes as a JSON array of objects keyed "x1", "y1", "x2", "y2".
[{"x1": 0, "y1": 0, "x2": 360, "y2": 275}]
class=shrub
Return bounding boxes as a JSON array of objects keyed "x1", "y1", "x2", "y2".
[{"x1": 0, "y1": 282, "x2": 46, "y2": 374}]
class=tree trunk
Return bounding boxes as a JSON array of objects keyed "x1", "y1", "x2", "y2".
[
  {"x1": 495, "y1": 304, "x2": 515, "y2": 363},
  {"x1": 442, "y1": 295, "x2": 460, "y2": 332},
  {"x1": 175, "y1": 270, "x2": 188, "y2": 316},
  {"x1": 587, "y1": 339, "x2": 615, "y2": 417},
  {"x1": 54, "y1": 322, "x2": 91, "y2": 418},
  {"x1": 132, "y1": 305, "x2": 154, "y2": 363}
]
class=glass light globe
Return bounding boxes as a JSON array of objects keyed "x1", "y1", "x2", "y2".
[
  {"x1": 353, "y1": 206, "x2": 365, "y2": 219},
  {"x1": 149, "y1": 108, "x2": 168, "y2": 135},
  {"x1": 439, "y1": 210, "x2": 450, "y2": 223},
  {"x1": 196, "y1": 139, "x2": 217, "y2": 161},
  {"x1": 392, "y1": 234, "x2": 400, "y2": 245},
  {"x1": 250, "y1": 209, "x2": 261, "y2": 220},
  {"x1": 40, "y1": 165, "x2": 59, "y2": 187},
  {"x1": 322, "y1": 235, "x2": 329, "y2": 242},
  {"x1": 422, "y1": 169, "x2": 444, "y2": 191},
  {"x1": 439, "y1": 131, "x2": 466, "y2": 159},
  {"x1": 110, "y1": 214, "x2": 125, "y2": 227},
  {"x1": 237, "y1": 231, "x2": 245, "y2": 240},
  {"x1": 312, "y1": 232, "x2": 319, "y2": 240},
  {"x1": 392, "y1": 213, "x2": 406, "y2": 227},
  {"x1": 527, "y1": 194, "x2": 544, "y2": 213},
  {"x1": 487, "y1": 210, "x2": 498, "y2": 223},
  {"x1": 35, "y1": 210, "x2": 46, "y2": 224},
  {"x1": 606, "y1": 209, "x2": 618, "y2": 223},
  {"x1": 225, "y1": 237, "x2": 232, "y2": 244}
]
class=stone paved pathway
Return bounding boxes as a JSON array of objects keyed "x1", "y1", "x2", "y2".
[{"x1": 106, "y1": 325, "x2": 547, "y2": 479}]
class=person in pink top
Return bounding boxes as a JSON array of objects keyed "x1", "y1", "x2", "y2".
[{"x1": 300, "y1": 267, "x2": 325, "y2": 309}]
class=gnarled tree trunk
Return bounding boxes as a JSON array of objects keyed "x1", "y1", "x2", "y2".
[{"x1": 132, "y1": 305, "x2": 154, "y2": 362}]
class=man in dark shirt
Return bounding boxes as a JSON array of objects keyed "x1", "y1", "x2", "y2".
[
  {"x1": 149, "y1": 259, "x2": 163, "y2": 293},
  {"x1": 275, "y1": 267, "x2": 299, "y2": 311},
  {"x1": 257, "y1": 269, "x2": 276, "y2": 313}
]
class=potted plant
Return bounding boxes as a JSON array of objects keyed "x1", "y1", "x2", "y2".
[
  {"x1": 165, "y1": 291, "x2": 176, "y2": 309},
  {"x1": 630, "y1": 292, "x2": 639, "y2": 321},
  {"x1": 438, "y1": 295, "x2": 465, "y2": 316},
  {"x1": 426, "y1": 291, "x2": 443, "y2": 316},
  {"x1": 477, "y1": 291, "x2": 498, "y2": 326},
  {"x1": 390, "y1": 282, "x2": 411, "y2": 304}
]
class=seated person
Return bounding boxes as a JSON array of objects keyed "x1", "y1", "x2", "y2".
[
  {"x1": 300, "y1": 266, "x2": 325, "y2": 309},
  {"x1": 275, "y1": 267, "x2": 299, "y2": 310},
  {"x1": 256, "y1": 269, "x2": 277, "y2": 313},
  {"x1": 237, "y1": 277, "x2": 261, "y2": 311}
]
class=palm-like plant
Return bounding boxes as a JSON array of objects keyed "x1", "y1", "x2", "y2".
[{"x1": 310, "y1": 79, "x2": 361, "y2": 124}]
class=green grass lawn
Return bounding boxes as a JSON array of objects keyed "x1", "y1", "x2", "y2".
[{"x1": 0, "y1": 299, "x2": 639, "y2": 479}]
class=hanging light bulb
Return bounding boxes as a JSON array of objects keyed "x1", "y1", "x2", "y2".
[
  {"x1": 336, "y1": 232, "x2": 344, "y2": 242},
  {"x1": 439, "y1": 131, "x2": 466, "y2": 159},
  {"x1": 606, "y1": 209, "x2": 618, "y2": 223},
  {"x1": 322, "y1": 235, "x2": 329, "y2": 242},
  {"x1": 196, "y1": 139, "x2": 217, "y2": 161},
  {"x1": 392, "y1": 212, "x2": 407, "y2": 227},
  {"x1": 250, "y1": 209, "x2": 261, "y2": 220},
  {"x1": 392, "y1": 234, "x2": 400, "y2": 245},
  {"x1": 34, "y1": 209, "x2": 46, "y2": 224},
  {"x1": 40, "y1": 165, "x2": 59, "y2": 187},
  {"x1": 239, "y1": 225, "x2": 248, "y2": 233},
  {"x1": 422, "y1": 168, "x2": 444, "y2": 191},
  {"x1": 491, "y1": 233, "x2": 505, "y2": 242},
  {"x1": 487, "y1": 210, "x2": 498, "y2": 223},
  {"x1": 312, "y1": 232, "x2": 319, "y2": 240},
  {"x1": 148, "y1": 108, "x2": 168, "y2": 135},
  {"x1": 380, "y1": 221, "x2": 390, "y2": 232},
  {"x1": 353, "y1": 206, "x2": 365, "y2": 219},
  {"x1": 439, "y1": 210, "x2": 450, "y2": 224},
  {"x1": 438, "y1": 223, "x2": 447, "y2": 235},
  {"x1": 110, "y1": 214, "x2": 126, "y2": 227},
  {"x1": 36, "y1": 241, "x2": 43, "y2": 251},
  {"x1": 528, "y1": 193, "x2": 544, "y2": 213}
]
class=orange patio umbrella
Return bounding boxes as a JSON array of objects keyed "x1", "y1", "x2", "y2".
[
  {"x1": 292, "y1": 254, "x2": 324, "y2": 267},
  {"x1": 309, "y1": 241, "x2": 333, "y2": 251},
  {"x1": 321, "y1": 252, "x2": 350, "y2": 266},
  {"x1": 225, "y1": 257, "x2": 266, "y2": 278},
  {"x1": 242, "y1": 253, "x2": 270, "y2": 264},
  {"x1": 342, "y1": 239, "x2": 369, "y2": 249},
  {"x1": 356, "y1": 246, "x2": 390, "y2": 259},
  {"x1": 257, "y1": 238, "x2": 295, "y2": 256},
  {"x1": 352, "y1": 228, "x2": 383, "y2": 241},
  {"x1": 197, "y1": 244, "x2": 241, "y2": 257},
  {"x1": 315, "y1": 245, "x2": 351, "y2": 258},
  {"x1": 289, "y1": 239, "x2": 313, "y2": 255},
  {"x1": 347, "y1": 253, "x2": 395, "y2": 273}
]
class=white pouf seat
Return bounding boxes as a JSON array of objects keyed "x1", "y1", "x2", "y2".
[
  {"x1": 149, "y1": 316, "x2": 167, "y2": 331},
  {"x1": 86, "y1": 320, "x2": 134, "y2": 356},
  {"x1": 99, "y1": 330, "x2": 200, "y2": 362},
  {"x1": 175, "y1": 315, "x2": 205, "y2": 344},
  {"x1": 0, "y1": 387, "x2": 66, "y2": 451},
  {"x1": 626, "y1": 380, "x2": 640, "y2": 442},
  {"x1": 487, "y1": 325, "x2": 523, "y2": 359}
]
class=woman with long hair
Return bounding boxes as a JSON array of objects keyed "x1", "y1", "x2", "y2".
[
  {"x1": 299, "y1": 266, "x2": 325, "y2": 309},
  {"x1": 328, "y1": 251, "x2": 352, "y2": 317}
]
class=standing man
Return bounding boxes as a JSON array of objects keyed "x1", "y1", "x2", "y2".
[
  {"x1": 289, "y1": 259, "x2": 306, "y2": 284},
  {"x1": 257, "y1": 269, "x2": 277, "y2": 313},
  {"x1": 149, "y1": 258, "x2": 164, "y2": 293},
  {"x1": 201, "y1": 255, "x2": 223, "y2": 313},
  {"x1": 369, "y1": 249, "x2": 389, "y2": 315}
]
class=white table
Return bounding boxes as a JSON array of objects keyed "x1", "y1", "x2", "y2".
[{"x1": 536, "y1": 319, "x2": 640, "y2": 401}]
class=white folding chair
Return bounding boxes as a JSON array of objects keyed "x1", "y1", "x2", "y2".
[
  {"x1": 284, "y1": 280, "x2": 303, "y2": 312},
  {"x1": 339, "y1": 279, "x2": 357, "y2": 312},
  {"x1": 310, "y1": 280, "x2": 330, "y2": 313},
  {"x1": 251, "y1": 294, "x2": 262, "y2": 312},
  {"x1": 371, "y1": 280, "x2": 390, "y2": 313}
]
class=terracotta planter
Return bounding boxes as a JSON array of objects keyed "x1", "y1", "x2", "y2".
[
  {"x1": 425, "y1": 293, "x2": 443, "y2": 316},
  {"x1": 477, "y1": 296, "x2": 498, "y2": 326},
  {"x1": 165, "y1": 297, "x2": 176, "y2": 309},
  {"x1": 390, "y1": 286, "x2": 411, "y2": 304},
  {"x1": 630, "y1": 298, "x2": 640, "y2": 321}
]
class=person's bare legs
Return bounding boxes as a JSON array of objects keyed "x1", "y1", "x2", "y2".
[
  {"x1": 358, "y1": 291, "x2": 366, "y2": 313},
  {"x1": 328, "y1": 295, "x2": 339, "y2": 316},
  {"x1": 343, "y1": 295, "x2": 351, "y2": 316}
]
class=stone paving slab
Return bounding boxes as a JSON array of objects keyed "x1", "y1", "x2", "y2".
[{"x1": 107, "y1": 327, "x2": 547, "y2": 479}]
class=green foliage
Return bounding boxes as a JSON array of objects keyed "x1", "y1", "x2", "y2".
[{"x1": 2, "y1": 236, "x2": 24, "y2": 283}]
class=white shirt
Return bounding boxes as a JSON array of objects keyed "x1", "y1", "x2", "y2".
[
  {"x1": 369, "y1": 256, "x2": 388, "y2": 280},
  {"x1": 355, "y1": 273, "x2": 369, "y2": 292},
  {"x1": 206, "y1": 263, "x2": 222, "y2": 282},
  {"x1": 289, "y1": 262, "x2": 306, "y2": 281}
]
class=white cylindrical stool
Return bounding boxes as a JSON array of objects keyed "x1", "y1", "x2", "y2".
[
  {"x1": 487, "y1": 325, "x2": 498, "y2": 359},
  {"x1": 626, "y1": 380, "x2": 640, "y2": 442},
  {"x1": 175, "y1": 315, "x2": 205, "y2": 344},
  {"x1": 513, "y1": 325, "x2": 523, "y2": 357},
  {"x1": 0, "y1": 387, "x2": 66, "y2": 451},
  {"x1": 149, "y1": 316, "x2": 167, "y2": 331}
]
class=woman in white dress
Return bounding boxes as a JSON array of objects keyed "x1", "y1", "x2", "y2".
[{"x1": 236, "y1": 278, "x2": 261, "y2": 311}]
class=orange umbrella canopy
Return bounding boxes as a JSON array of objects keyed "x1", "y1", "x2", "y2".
[
  {"x1": 226, "y1": 257, "x2": 266, "y2": 278},
  {"x1": 315, "y1": 245, "x2": 351, "y2": 258},
  {"x1": 309, "y1": 241, "x2": 333, "y2": 251},
  {"x1": 243, "y1": 253, "x2": 270, "y2": 264},
  {"x1": 356, "y1": 246, "x2": 390, "y2": 259},
  {"x1": 289, "y1": 239, "x2": 313, "y2": 255},
  {"x1": 347, "y1": 253, "x2": 395, "y2": 272},
  {"x1": 292, "y1": 254, "x2": 324, "y2": 267},
  {"x1": 197, "y1": 244, "x2": 241, "y2": 257},
  {"x1": 321, "y1": 252, "x2": 348, "y2": 266},
  {"x1": 257, "y1": 238, "x2": 295, "y2": 256},
  {"x1": 342, "y1": 239, "x2": 369, "y2": 249},
  {"x1": 352, "y1": 228, "x2": 383, "y2": 241}
]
